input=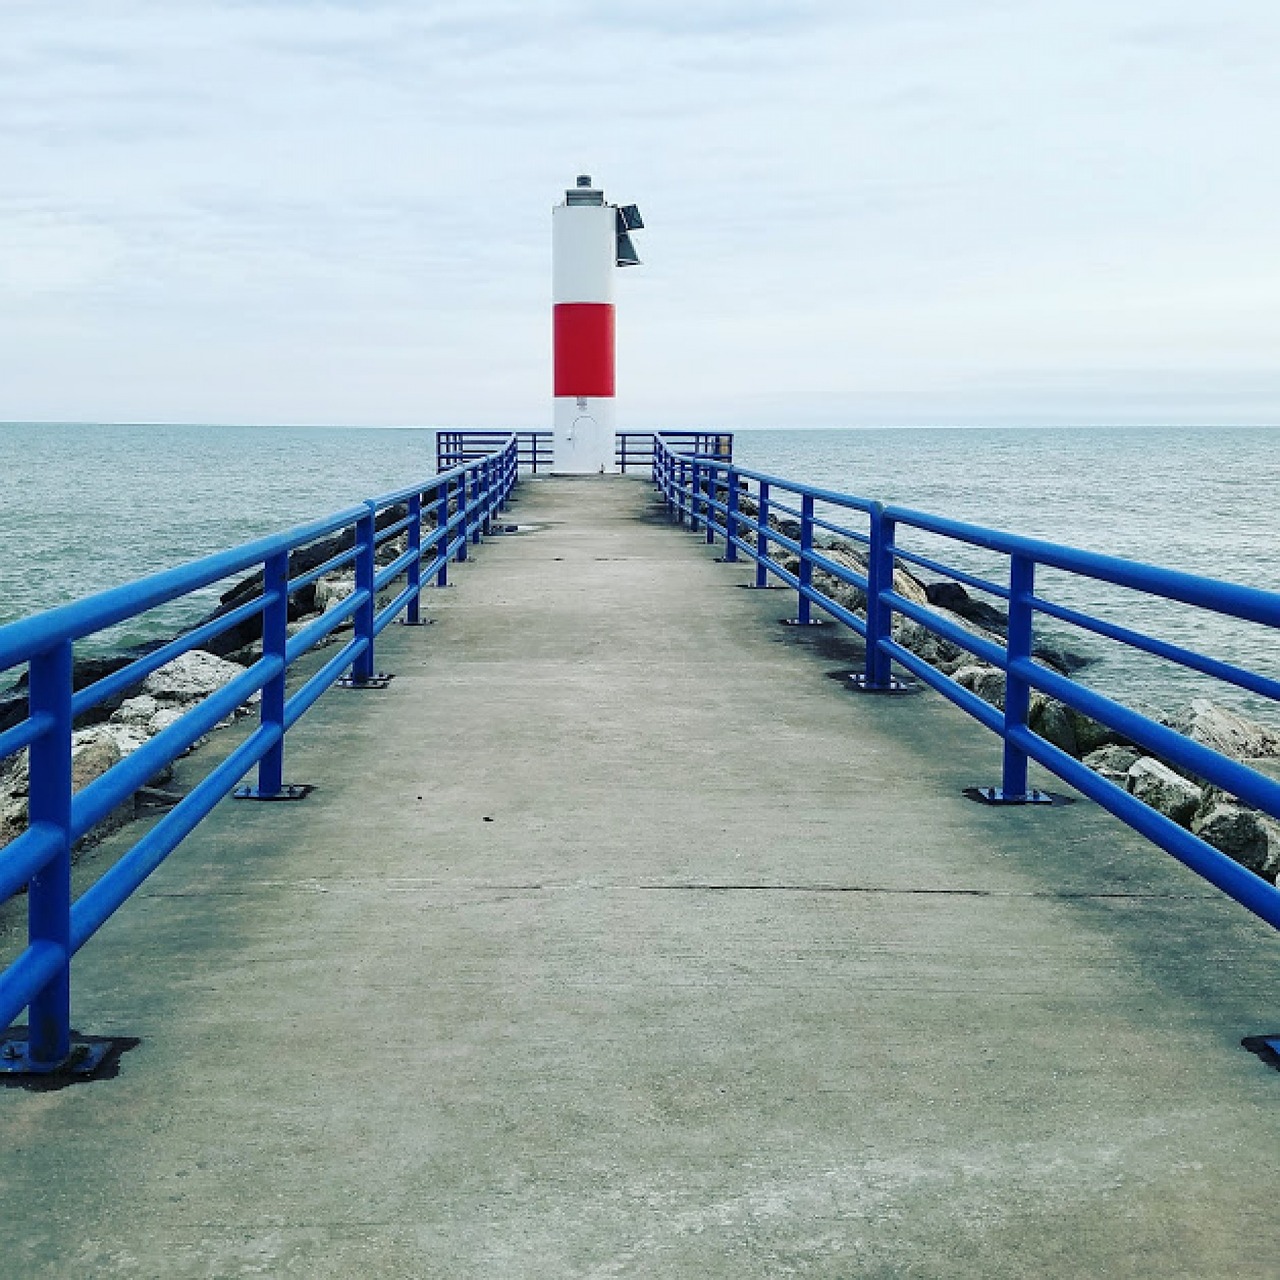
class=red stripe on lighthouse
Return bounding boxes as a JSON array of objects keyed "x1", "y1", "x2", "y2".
[{"x1": 554, "y1": 303, "x2": 615, "y2": 397}]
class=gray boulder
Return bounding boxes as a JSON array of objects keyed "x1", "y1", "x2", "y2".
[
  {"x1": 949, "y1": 670, "x2": 1080, "y2": 755},
  {"x1": 107, "y1": 696, "x2": 191, "y2": 767},
  {"x1": 309, "y1": 570, "x2": 350, "y2": 614},
  {"x1": 142, "y1": 650, "x2": 257, "y2": 711},
  {"x1": 1165, "y1": 698, "x2": 1280, "y2": 761},
  {"x1": 1084, "y1": 744, "x2": 1142, "y2": 787},
  {"x1": 924, "y1": 581, "x2": 1007, "y2": 632},
  {"x1": 1062, "y1": 706, "x2": 1116, "y2": 755},
  {"x1": 1127, "y1": 757, "x2": 1203, "y2": 826},
  {"x1": 897, "y1": 607, "x2": 1005, "y2": 677},
  {"x1": 895, "y1": 617, "x2": 964, "y2": 670},
  {"x1": 71, "y1": 730, "x2": 122, "y2": 794},
  {"x1": 0, "y1": 753, "x2": 27, "y2": 850},
  {"x1": 1031, "y1": 633, "x2": 1094, "y2": 675},
  {"x1": 1029, "y1": 696, "x2": 1078, "y2": 757},
  {"x1": 953, "y1": 665, "x2": 1006, "y2": 710},
  {"x1": 1191, "y1": 801, "x2": 1277, "y2": 876},
  {"x1": 1, "y1": 728, "x2": 131, "y2": 857}
]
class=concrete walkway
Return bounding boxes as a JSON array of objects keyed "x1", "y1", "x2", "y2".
[{"x1": 3, "y1": 476, "x2": 1278, "y2": 1278}]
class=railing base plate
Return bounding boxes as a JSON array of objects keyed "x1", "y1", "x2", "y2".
[
  {"x1": 232, "y1": 784, "x2": 315, "y2": 802},
  {"x1": 395, "y1": 618, "x2": 435, "y2": 627},
  {"x1": 1, "y1": 1034, "x2": 114, "y2": 1082},
  {"x1": 736, "y1": 583, "x2": 784, "y2": 590},
  {"x1": 964, "y1": 787, "x2": 1071, "y2": 807},
  {"x1": 780, "y1": 618, "x2": 827, "y2": 628},
  {"x1": 847, "y1": 674, "x2": 918, "y2": 695},
  {"x1": 337, "y1": 673, "x2": 395, "y2": 689}
]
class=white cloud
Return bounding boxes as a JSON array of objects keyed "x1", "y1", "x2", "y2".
[{"x1": 1, "y1": 0, "x2": 1277, "y2": 425}]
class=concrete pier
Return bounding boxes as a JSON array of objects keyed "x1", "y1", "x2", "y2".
[{"x1": 3, "y1": 477, "x2": 1278, "y2": 1277}]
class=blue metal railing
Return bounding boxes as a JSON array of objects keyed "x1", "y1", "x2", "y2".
[
  {"x1": 653, "y1": 438, "x2": 1280, "y2": 936},
  {"x1": 436, "y1": 430, "x2": 734, "y2": 474},
  {"x1": 0, "y1": 436, "x2": 518, "y2": 1072}
]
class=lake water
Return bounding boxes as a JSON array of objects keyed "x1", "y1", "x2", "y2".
[
  {"x1": 1, "y1": 422, "x2": 1277, "y2": 725},
  {"x1": 734, "y1": 426, "x2": 1280, "y2": 725}
]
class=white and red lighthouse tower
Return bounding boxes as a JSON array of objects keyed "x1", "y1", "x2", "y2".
[{"x1": 552, "y1": 174, "x2": 642, "y2": 474}]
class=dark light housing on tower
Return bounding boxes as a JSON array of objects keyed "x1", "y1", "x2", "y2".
[
  {"x1": 615, "y1": 205, "x2": 644, "y2": 266},
  {"x1": 615, "y1": 232, "x2": 641, "y2": 267}
]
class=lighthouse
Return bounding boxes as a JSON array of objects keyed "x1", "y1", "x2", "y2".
[{"x1": 552, "y1": 174, "x2": 643, "y2": 474}]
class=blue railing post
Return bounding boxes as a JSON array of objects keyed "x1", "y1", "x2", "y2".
[
  {"x1": 406, "y1": 492, "x2": 423, "y2": 624},
  {"x1": 470, "y1": 467, "x2": 482, "y2": 546},
  {"x1": 352, "y1": 504, "x2": 377, "y2": 683},
  {"x1": 257, "y1": 551, "x2": 289, "y2": 795},
  {"x1": 705, "y1": 464, "x2": 717, "y2": 545},
  {"x1": 864, "y1": 504, "x2": 895, "y2": 688},
  {"x1": 1001, "y1": 554, "x2": 1036, "y2": 799},
  {"x1": 435, "y1": 482, "x2": 451, "y2": 585},
  {"x1": 481, "y1": 460, "x2": 493, "y2": 535},
  {"x1": 724, "y1": 468, "x2": 739, "y2": 563},
  {"x1": 457, "y1": 474, "x2": 469, "y2": 563},
  {"x1": 689, "y1": 461, "x2": 701, "y2": 532},
  {"x1": 25, "y1": 640, "x2": 74, "y2": 1068},
  {"x1": 796, "y1": 493, "x2": 815, "y2": 624},
  {"x1": 755, "y1": 481, "x2": 770, "y2": 588}
]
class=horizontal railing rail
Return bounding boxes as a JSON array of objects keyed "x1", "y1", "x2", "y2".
[
  {"x1": 437, "y1": 430, "x2": 552, "y2": 474},
  {"x1": 617, "y1": 432, "x2": 733, "y2": 474},
  {"x1": 0, "y1": 436, "x2": 519, "y2": 1074},
  {"x1": 652, "y1": 437, "x2": 1280, "y2": 938},
  {"x1": 438, "y1": 430, "x2": 733, "y2": 475}
]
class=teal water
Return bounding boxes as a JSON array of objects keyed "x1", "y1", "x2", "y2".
[
  {"x1": 1, "y1": 423, "x2": 1277, "y2": 725},
  {"x1": 734, "y1": 426, "x2": 1280, "y2": 724},
  {"x1": 0, "y1": 423, "x2": 441, "y2": 655}
]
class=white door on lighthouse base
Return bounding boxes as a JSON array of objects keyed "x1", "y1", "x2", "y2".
[{"x1": 552, "y1": 399, "x2": 615, "y2": 474}]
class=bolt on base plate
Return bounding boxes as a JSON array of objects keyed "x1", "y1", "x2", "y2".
[
  {"x1": 847, "y1": 674, "x2": 918, "y2": 695},
  {"x1": 964, "y1": 786, "x2": 1073, "y2": 807},
  {"x1": 395, "y1": 617, "x2": 435, "y2": 627},
  {"x1": 232, "y1": 783, "x2": 315, "y2": 802},
  {"x1": 337, "y1": 672, "x2": 395, "y2": 689}
]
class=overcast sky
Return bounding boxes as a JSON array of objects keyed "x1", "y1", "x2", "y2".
[{"x1": 3, "y1": 1, "x2": 1277, "y2": 429}]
